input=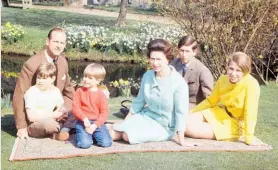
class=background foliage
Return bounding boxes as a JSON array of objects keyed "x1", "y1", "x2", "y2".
[
  {"x1": 156, "y1": 0, "x2": 278, "y2": 82},
  {"x1": 1, "y1": 22, "x2": 25, "y2": 44}
]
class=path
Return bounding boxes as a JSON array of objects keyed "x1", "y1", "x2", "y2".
[{"x1": 9, "y1": 2, "x2": 175, "y2": 24}]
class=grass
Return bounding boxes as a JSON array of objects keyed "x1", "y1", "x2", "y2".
[
  {"x1": 10, "y1": 0, "x2": 64, "y2": 6},
  {"x1": 2, "y1": 27, "x2": 48, "y2": 56},
  {"x1": 85, "y1": 4, "x2": 161, "y2": 16},
  {"x1": 10, "y1": 0, "x2": 160, "y2": 14},
  {"x1": 1, "y1": 7, "x2": 119, "y2": 29},
  {"x1": 1, "y1": 85, "x2": 278, "y2": 170},
  {"x1": 1, "y1": 7, "x2": 143, "y2": 62}
]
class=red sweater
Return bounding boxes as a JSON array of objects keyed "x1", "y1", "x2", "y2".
[{"x1": 72, "y1": 87, "x2": 108, "y2": 127}]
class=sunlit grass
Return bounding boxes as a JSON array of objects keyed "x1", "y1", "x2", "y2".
[
  {"x1": 1, "y1": 85, "x2": 278, "y2": 170},
  {"x1": 1, "y1": 7, "x2": 143, "y2": 61}
]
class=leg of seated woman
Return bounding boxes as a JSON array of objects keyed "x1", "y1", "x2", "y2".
[
  {"x1": 111, "y1": 130, "x2": 123, "y2": 141},
  {"x1": 185, "y1": 112, "x2": 216, "y2": 139},
  {"x1": 106, "y1": 124, "x2": 123, "y2": 140},
  {"x1": 122, "y1": 132, "x2": 129, "y2": 142}
]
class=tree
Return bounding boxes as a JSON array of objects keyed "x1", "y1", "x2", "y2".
[
  {"x1": 156, "y1": 0, "x2": 278, "y2": 83},
  {"x1": 115, "y1": 0, "x2": 128, "y2": 27}
]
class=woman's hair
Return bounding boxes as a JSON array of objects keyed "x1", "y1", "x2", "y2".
[
  {"x1": 147, "y1": 39, "x2": 173, "y2": 61},
  {"x1": 36, "y1": 62, "x2": 57, "y2": 78},
  {"x1": 84, "y1": 63, "x2": 106, "y2": 81},
  {"x1": 178, "y1": 35, "x2": 199, "y2": 51},
  {"x1": 228, "y1": 52, "x2": 252, "y2": 74}
]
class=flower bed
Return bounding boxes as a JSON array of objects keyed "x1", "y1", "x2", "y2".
[
  {"x1": 1, "y1": 22, "x2": 25, "y2": 44},
  {"x1": 62, "y1": 22, "x2": 185, "y2": 55}
]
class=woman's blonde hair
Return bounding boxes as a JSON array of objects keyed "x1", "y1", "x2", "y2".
[
  {"x1": 228, "y1": 52, "x2": 252, "y2": 74},
  {"x1": 83, "y1": 63, "x2": 106, "y2": 81},
  {"x1": 36, "y1": 62, "x2": 57, "y2": 78}
]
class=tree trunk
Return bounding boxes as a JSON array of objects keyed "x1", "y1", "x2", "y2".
[
  {"x1": 1, "y1": 0, "x2": 9, "y2": 7},
  {"x1": 115, "y1": 0, "x2": 127, "y2": 27}
]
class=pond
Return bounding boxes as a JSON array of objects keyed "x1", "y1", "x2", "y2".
[{"x1": 1, "y1": 54, "x2": 146, "y2": 97}]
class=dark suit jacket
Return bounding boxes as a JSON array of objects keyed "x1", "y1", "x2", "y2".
[
  {"x1": 170, "y1": 57, "x2": 214, "y2": 109},
  {"x1": 13, "y1": 51, "x2": 75, "y2": 129}
]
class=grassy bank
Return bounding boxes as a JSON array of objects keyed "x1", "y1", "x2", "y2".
[
  {"x1": 1, "y1": 85, "x2": 278, "y2": 170},
  {"x1": 1, "y1": 7, "x2": 143, "y2": 62}
]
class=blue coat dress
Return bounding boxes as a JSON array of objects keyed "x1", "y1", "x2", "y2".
[{"x1": 113, "y1": 66, "x2": 189, "y2": 144}]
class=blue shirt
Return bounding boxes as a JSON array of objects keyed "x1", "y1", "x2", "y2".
[{"x1": 130, "y1": 66, "x2": 189, "y2": 133}]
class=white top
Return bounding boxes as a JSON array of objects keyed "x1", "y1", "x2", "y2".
[{"x1": 24, "y1": 85, "x2": 64, "y2": 114}]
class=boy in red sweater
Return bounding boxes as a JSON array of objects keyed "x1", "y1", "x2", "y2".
[{"x1": 72, "y1": 63, "x2": 112, "y2": 149}]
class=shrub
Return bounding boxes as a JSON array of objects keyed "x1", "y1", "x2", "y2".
[
  {"x1": 1, "y1": 93, "x2": 12, "y2": 111},
  {"x1": 156, "y1": 0, "x2": 278, "y2": 82},
  {"x1": 1, "y1": 22, "x2": 25, "y2": 44},
  {"x1": 110, "y1": 78, "x2": 140, "y2": 97},
  {"x1": 1, "y1": 71, "x2": 19, "y2": 97}
]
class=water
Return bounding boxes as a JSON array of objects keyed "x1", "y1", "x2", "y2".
[
  {"x1": 1, "y1": 54, "x2": 146, "y2": 97},
  {"x1": 1, "y1": 54, "x2": 146, "y2": 81}
]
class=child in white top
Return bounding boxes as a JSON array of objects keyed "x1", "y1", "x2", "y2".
[{"x1": 24, "y1": 62, "x2": 69, "y2": 141}]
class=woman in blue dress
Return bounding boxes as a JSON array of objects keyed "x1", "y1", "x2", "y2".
[{"x1": 110, "y1": 39, "x2": 189, "y2": 146}]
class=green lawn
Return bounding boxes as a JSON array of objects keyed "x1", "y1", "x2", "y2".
[
  {"x1": 1, "y1": 86, "x2": 278, "y2": 170},
  {"x1": 2, "y1": 7, "x2": 120, "y2": 29},
  {"x1": 1, "y1": 7, "x2": 142, "y2": 62},
  {"x1": 84, "y1": 4, "x2": 161, "y2": 16}
]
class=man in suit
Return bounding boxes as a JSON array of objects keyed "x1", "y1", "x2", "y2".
[
  {"x1": 13, "y1": 27, "x2": 75, "y2": 140},
  {"x1": 171, "y1": 35, "x2": 214, "y2": 109}
]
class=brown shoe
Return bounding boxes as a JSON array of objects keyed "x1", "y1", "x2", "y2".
[{"x1": 52, "y1": 132, "x2": 69, "y2": 141}]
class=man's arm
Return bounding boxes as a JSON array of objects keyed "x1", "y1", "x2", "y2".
[
  {"x1": 199, "y1": 66, "x2": 214, "y2": 98},
  {"x1": 191, "y1": 76, "x2": 221, "y2": 113},
  {"x1": 61, "y1": 64, "x2": 74, "y2": 111},
  {"x1": 13, "y1": 63, "x2": 36, "y2": 130}
]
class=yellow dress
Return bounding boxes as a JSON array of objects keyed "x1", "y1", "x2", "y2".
[{"x1": 190, "y1": 74, "x2": 260, "y2": 144}]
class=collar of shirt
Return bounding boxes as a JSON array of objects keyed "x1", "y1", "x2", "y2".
[
  {"x1": 44, "y1": 50, "x2": 57, "y2": 64},
  {"x1": 179, "y1": 59, "x2": 190, "y2": 68}
]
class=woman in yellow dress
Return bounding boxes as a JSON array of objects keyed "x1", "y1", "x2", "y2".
[{"x1": 185, "y1": 52, "x2": 266, "y2": 146}]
